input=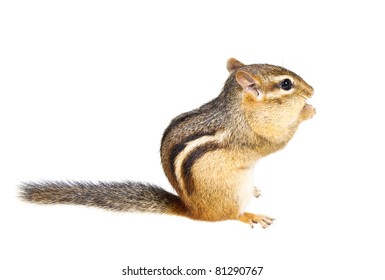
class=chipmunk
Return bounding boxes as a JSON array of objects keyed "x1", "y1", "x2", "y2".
[{"x1": 20, "y1": 58, "x2": 315, "y2": 228}]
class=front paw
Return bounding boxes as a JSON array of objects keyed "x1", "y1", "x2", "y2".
[
  {"x1": 253, "y1": 187, "x2": 261, "y2": 198},
  {"x1": 300, "y1": 103, "x2": 316, "y2": 121}
]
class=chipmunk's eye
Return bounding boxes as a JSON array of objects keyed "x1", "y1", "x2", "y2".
[{"x1": 280, "y1": 79, "x2": 293, "y2": 91}]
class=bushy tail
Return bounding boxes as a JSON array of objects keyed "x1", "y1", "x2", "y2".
[{"x1": 19, "y1": 181, "x2": 187, "y2": 216}]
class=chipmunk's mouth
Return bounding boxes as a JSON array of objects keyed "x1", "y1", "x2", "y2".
[
  {"x1": 300, "y1": 91, "x2": 313, "y2": 99},
  {"x1": 299, "y1": 93, "x2": 310, "y2": 100},
  {"x1": 298, "y1": 92, "x2": 313, "y2": 108},
  {"x1": 299, "y1": 89, "x2": 313, "y2": 99}
]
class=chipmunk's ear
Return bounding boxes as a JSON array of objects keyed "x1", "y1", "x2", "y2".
[
  {"x1": 235, "y1": 70, "x2": 264, "y2": 101},
  {"x1": 227, "y1": 58, "x2": 244, "y2": 73}
]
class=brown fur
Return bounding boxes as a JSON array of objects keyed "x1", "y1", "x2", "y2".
[{"x1": 20, "y1": 58, "x2": 315, "y2": 228}]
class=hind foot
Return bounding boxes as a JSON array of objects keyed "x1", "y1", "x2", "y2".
[{"x1": 238, "y1": 212, "x2": 274, "y2": 229}]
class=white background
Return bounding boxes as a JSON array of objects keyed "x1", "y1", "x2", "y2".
[{"x1": 1, "y1": 1, "x2": 384, "y2": 279}]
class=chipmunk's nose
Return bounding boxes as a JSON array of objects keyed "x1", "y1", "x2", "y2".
[
  {"x1": 303, "y1": 84, "x2": 314, "y2": 98},
  {"x1": 308, "y1": 85, "x2": 314, "y2": 97}
]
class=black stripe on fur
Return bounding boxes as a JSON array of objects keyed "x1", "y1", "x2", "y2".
[{"x1": 181, "y1": 142, "x2": 221, "y2": 195}]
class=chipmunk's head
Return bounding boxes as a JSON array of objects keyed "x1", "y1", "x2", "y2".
[
  {"x1": 226, "y1": 58, "x2": 315, "y2": 143},
  {"x1": 227, "y1": 58, "x2": 314, "y2": 102}
]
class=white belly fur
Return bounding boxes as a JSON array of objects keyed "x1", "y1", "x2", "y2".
[{"x1": 237, "y1": 163, "x2": 256, "y2": 212}]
